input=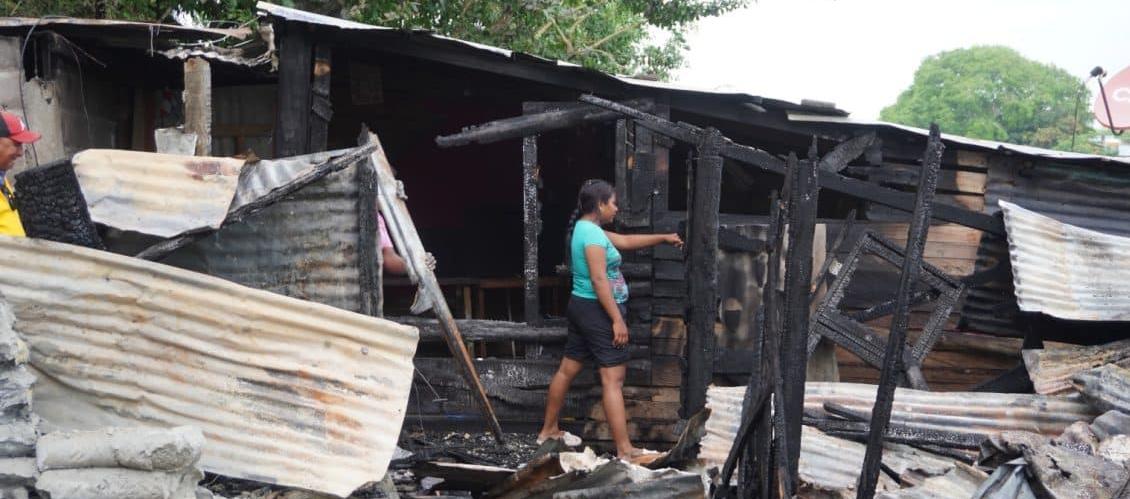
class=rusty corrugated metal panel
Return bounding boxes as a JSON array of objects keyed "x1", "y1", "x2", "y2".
[
  {"x1": 1023, "y1": 339, "x2": 1130, "y2": 395},
  {"x1": 73, "y1": 149, "x2": 245, "y2": 238},
  {"x1": 174, "y1": 164, "x2": 364, "y2": 312},
  {"x1": 0, "y1": 235, "x2": 418, "y2": 497},
  {"x1": 1000, "y1": 200, "x2": 1130, "y2": 321},
  {"x1": 803, "y1": 382, "x2": 1098, "y2": 437},
  {"x1": 962, "y1": 162, "x2": 1130, "y2": 336},
  {"x1": 701, "y1": 382, "x2": 1096, "y2": 471}
]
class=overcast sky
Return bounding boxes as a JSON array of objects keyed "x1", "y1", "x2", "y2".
[{"x1": 674, "y1": 0, "x2": 1130, "y2": 119}]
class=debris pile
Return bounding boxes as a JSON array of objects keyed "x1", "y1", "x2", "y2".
[{"x1": 0, "y1": 297, "x2": 37, "y2": 499}]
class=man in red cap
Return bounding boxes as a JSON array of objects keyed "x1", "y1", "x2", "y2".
[{"x1": 0, "y1": 110, "x2": 41, "y2": 237}]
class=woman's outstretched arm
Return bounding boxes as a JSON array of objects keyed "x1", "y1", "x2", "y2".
[{"x1": 605, "y1": 231, "x2": 684, "y2": 251}]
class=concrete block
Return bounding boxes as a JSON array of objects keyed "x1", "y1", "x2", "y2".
[
  {"x1": 0, "y1": 416, "x2": 36, "y2": 458},
  {"x1": 35, "y1": 467, "x2": 202, "y2": 499},
  {"x1": 0, "y1": 367, "x2": 33, "y2": 419},
  {"x1": 0, "y1": 457, "x2": 35, "y2": 486},
  {"x1": 37, "y1": 426, "x2": 204, "y2": 472},
  {"x1": 0, "y1": 487, "x2": 28, "y2": 499},
  {"x1": 0, "y1": 298, "x2": 22, "y2": 368}
]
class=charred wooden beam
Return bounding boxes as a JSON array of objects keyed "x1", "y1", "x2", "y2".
[
  {"x1": 362, "y1": 129, "x2": 504, "y2": 442},
  {"x1": 522, "y1": 132, "x2": 541, "y2": 326},
  {"x1": 781, "y1": 149, "x2": 819, "y2": 482},
  {"x1": 308, "y1": 44, "x2": 333, "y2": 152},
  {"x1": 273, "y1": 21, "x2": 312, "y2": 158},
  {"x1": 435, "y1": 99, "x2": 653, "y2": 148},
  {"x1": 357, "y1": 147, "x2": 382, "y2": 317},
  {"x1": 578, "y1": 95, "x2": 1004, "y2": 236},
  {"x1": 818, "y1": 133, "x2": 875, "y2": 173},
  {"x1": 809, "y1": 208, "x2": 856, "y2": 299},
  {"x1": 683, "y1": 128, "x2": 723, "y2": 417},
  {"x1": 856, "y1": 124, "x2": 944, "y2": 499}
]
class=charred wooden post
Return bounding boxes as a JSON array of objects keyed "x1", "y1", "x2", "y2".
[
  {"x1": 435, "y1": 100, "x2": 653, "y2": 147},
  {"x1": 683, "y1": 128, "x2": 724, "y2": 417},
  {"x1": 717, "y1": 189, "x2": 789, "y2": 499},
  {"x1": 856, "y1": 125, "x2": 944, "y2": 499},
  {"x1": 577, "y1": 95, "x2": 1004, "y2": 236},
  {"x1": 361, "y1": 129, "x2": 505, "y2": 442},
  {"x1": 357, "y1": 142, "x2": 382, "y2": 317},
  {"x1": 781, "y1": 150, "x2": 820, "y2": 481},
  {"x1": 614, "y1": 118, "x2": 631, "y2": 226},
  {"x1": 274, "y1": 21, "x2": 312, "y2": 157},
  {"x1": 521, "y1": 131, "x2": 541, "y2": 326},
  {"x1": 308, "y1": 44, "x2": 333, "y2": 152},
  {"x1": 183, "y1": 57, "x2": 211, "y2": 156}
]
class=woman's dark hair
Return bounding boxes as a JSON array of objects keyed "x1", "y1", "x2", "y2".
[{"x1": 564, "y1": 179, "x2": 615, "y2": 269}]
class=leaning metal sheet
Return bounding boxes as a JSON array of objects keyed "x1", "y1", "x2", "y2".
[
  {"x1": 1001, "y1": 200, "x2": 1130, "y2": 321},
  {"x1": 0, "y1": 235, "x2": 418, "y2": 497},
  {"x1": 73, "y1": 149, "x2": 245, "y2": 238}
]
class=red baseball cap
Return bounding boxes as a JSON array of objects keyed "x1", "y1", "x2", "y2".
[{"x1": 0, "y1": 111, "x2": 40, "y2": 144}]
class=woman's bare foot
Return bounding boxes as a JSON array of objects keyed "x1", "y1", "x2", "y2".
[
  {"x1": 537, "y1": 430, "x2": 581, "y2": 446},
  {"x1": 618, "y1": 447, "x2": 662, "y2": 464}
]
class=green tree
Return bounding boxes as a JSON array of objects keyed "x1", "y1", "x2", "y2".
[
  {"x1": 880, "y1": 46, "x2": 1099, "y2": 153},
  {"x1": 4, "y1": 0, "x2": 745, "y2": 80}
]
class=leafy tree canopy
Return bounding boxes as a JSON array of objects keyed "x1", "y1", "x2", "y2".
[
  {"x1": 880, "y1": 46, "x2": 1099, "y2": 153},
  {"x1": 4, "y1": 0, "x2": 747, "y2": 79}
]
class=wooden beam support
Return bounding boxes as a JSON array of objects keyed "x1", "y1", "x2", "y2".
[
  {"x1": 682, "y1": 128, "x2": 723, "y2": 417},
  {"x1": 856, "y1": 125, "x2": 944, "y2": 499},
  {"x1": 361, "y1": 129, "x2": 505, "y2": 442},
  {"x1": 435, "y1": 100, "x2": 653, "y2": 148},
  {"x1": 522, "y1": 133, "x2": 541, "y2": 326},
  {"x1": 781, "y1": 149, "x2": 820, "y2": 481},
  {"x1": 274, "y1": 21, "x2": 312, "y2": 158},
  {"x1": 578, "y1": 95, "x2": 1004, "y2": 237},
  {"x1": 308, "y1": 44, "x2": 333, "y2": 152},
  {"x1": 183, "y1": 57, "x2": 211, "y2": 156},
  {"x1": 357, "y1": 150, "x2": 382, "y2": 316}
]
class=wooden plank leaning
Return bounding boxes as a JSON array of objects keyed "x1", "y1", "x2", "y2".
[{"x1": 359, "y1": 129, "x2": 504, "y2": 442}]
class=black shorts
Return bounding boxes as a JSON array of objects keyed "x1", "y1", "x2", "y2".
[{"x1": 564, "y1": 296, "x2": 629, "y2": 368}]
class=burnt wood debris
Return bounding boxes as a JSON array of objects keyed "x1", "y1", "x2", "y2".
[{"x1": 431, "y1": 93, "x2": 1130, "y2": 498}]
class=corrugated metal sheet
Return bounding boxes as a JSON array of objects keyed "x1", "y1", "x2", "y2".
[
  {"x1": 0, "y1": 17, "x2": 250, "y2": 40},
  {"x1": 73, "y1": 149, "x2": 245, "y2": 238},
  {"x1": 1023, "y1": 339, "x2": 1130, "y2": 395},
  {"x1": 878, "y1": 464, "x2": 988, "y2": 499},
  {"x1": 802, "y1": 382, "x2": 1098, "y2": 437},
  {"x1": 231, "y1": 147, "x2": 360, "y2": 211},
  {"x1": 701, "y1": 382, "x2": 1097, "y2": 472},
  {"x1": 173, "y1": 163, "x2": 364, "y2": 312},
  {"x1": 786, "y1": 113, "x2": 1130, "y2": 167},
  {"x1": 964, "y1": 161, "x2": 1130, "y2": 336},
  {"x1": 1000, "y1": 200, "x2": 1130, "y2": 321},
  {"x1": 255, "y1": 1, "x2": 846, "y2": 117},
  {"x1": 0, "y1": 235, "x2": 418, "y2": 497},
  {"x1": 701, "y1": 388, "x2": 900, "y2": 496}
]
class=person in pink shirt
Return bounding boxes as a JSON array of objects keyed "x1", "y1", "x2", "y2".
[{"x1": 378, "y1": 214, "x2": 435, "y2": 274}]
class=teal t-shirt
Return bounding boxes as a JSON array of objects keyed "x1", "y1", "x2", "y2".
[{"x1": 571, "y1": 220, "x2": 629, "y2": 303}]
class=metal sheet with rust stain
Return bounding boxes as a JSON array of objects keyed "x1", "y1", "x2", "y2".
[
  {"x1": 73, "y1": 149, "x2": 245, "y2": 238},
  {"x1": 0, "y1": 236, "x2": 418, "y2": 497},
  {"x1": 1000, "y1": 200, "x2": 1130, "y2": 322},
  {"x1": 1023, "y1": 338, "x2": 1130, "y2": 395}
]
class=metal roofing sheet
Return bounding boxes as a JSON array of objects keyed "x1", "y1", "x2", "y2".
[
  {"x1": 787, "y1": 113, "x2": 1130, "y2": 167},
  {"x1": 254, "y1": 2, "x2": 845, "y2": 117},
  {"x1": 73, "y1": 149, "x2": 245, "y2": 238},
  {"x1": 0, "y1": 235, "x2": 418, "y2": 497},
  {"x1": 1023, "y1": 339, "x2": 1130, "y2": 395},
  {"x1": 175, "y1": 164, "x2": 364, "y2": 313},
  {"x1": 1000, "y1": 200, "x2": 1130, "y2": 321},
  {"x1": 0, "y1": 16, "x2": 250, "y2": 40}
]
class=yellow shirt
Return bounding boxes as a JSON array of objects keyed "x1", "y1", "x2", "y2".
[{"x1": 0, "y1": 177, "x2": 25, "y2": 237}]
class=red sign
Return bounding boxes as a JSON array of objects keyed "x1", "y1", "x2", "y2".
[{"x1": 1094, "y1": 65, "x2": 1130, "y2": 130}]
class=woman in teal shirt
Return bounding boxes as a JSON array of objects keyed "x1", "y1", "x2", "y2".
[{"x1": 538, "y1": 179, "x2": 683, "y2": 462}]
